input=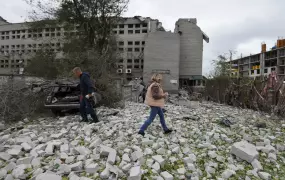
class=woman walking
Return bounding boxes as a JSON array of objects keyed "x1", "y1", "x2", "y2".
[{"x1": 138, "y1": 74, "x2": 172, "y2": 136}]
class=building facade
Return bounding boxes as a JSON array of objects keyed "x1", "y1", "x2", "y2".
[
  {"x1": 175, "y1": 18, "x2": 209, "y2": 86},
  {"x1": 230, "y1": 41, "x2": 285, "y2": 79},
  {"x1": 143, "y1": 31, "x2": 180, "y2": 93},
  {"x1": 0, "y1": 16, "x2": 161, "y2": 78},
  {"x1": 0, "y1": 16, "x2": 209, "y2": 89},
  {"x1": 113, "y1": 17, "x2": 162, "y2": 81},
  {"x1": 143, "y1": 18, "x2": 209, "y2": 92}
]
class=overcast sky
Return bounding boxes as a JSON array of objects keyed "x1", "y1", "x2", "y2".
[{"x1": 1, "y1": 0, "x2": 284, "y2": 75}]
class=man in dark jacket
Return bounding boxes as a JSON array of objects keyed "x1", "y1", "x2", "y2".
[{"x1": 73, "y1": 67, "x2": 99, "y2": 123}]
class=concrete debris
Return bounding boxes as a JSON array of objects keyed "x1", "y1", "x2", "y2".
[
  {"x1": 36, "y1": 173, "x2": 61, "y2": 180},
  {"x1": 0, "y1": 101, "x2": 284, "y2": 179},
  {"x1": 161, "y1": 171, "x2": 174, "y2": 180},
  {"x1": 129, "y1": 166, "x2": 142, "y2": 180},
  {"x1": 231, "y1": 141, "x2": 259, "y2": 163}
]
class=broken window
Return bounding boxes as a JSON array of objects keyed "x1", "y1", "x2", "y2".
[
  {"x1": 128, "y1": 24, "x2": 133, "y2": 28},
  {"x1": 128, "y1": 41, "x2": 133, "y2": 45},
  {"x1": 271, "y1": 67, "x2": 276, "y2": 71},
  {"x1": 135, "y1": 24, "x2": 140, "y2": 28},
  {"x1": 135, "y1": 30, "x2": 140, "y2": 34},
  {"x1": 128, "y1": 30, "x2": 133, "y2": 34},
  {"x1": 134, "y1": 59, "x2": 139, "y2": 63},
  {"x1": 135, "y1": 41, "x2": 140, "y2": 45},
  {"x1": 264, "y1": 69, "x2": 268, "y2": 73},
  {"x1": 128, "y1": 48, "x2": 132, "y2": 52},
  {"x1": 134, "y1": 65, "x2": 139, "y2": 69},
  {"x1": 135, "y1": 48, "x2": 140, "y2": 52},
  {"x1": 142, "y1": 23, "x2": 148, "y2": 27},
  {"x1": 127, "y1": 59, "x2": 132, "y2": 63},
  {"x1": 119, "y1": 24, "x2": 124, "y2": 28},
  {"x1": 142, "y1": 29, "x2": 147, "y2": 33},
  {"x1": 119, "y1": 30, "x2": 124, "y2": 34},
  {"x1": 119, "y1": 41, "x2": 124, "y2": 46}
]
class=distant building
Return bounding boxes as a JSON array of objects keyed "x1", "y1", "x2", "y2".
[
  {"x1": 0, "y1": 16, "x2": 209, "y2": 90},
  {"x1": 143, "y1": 31, "x2": 180, "y2": 93},
  {"x1": 0, "y1": 16, "x2": 161, "y2": 77},
  {"x1": 229, "y1": 40, "x2": 285, "y2": 78},
  {"x1": 144, "y1": 18, "x2": 209, "y2": 93}
]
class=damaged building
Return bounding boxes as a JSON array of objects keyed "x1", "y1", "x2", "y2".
[
  {"x1": 0, "y1": 16, "x2": 209, "y2": 92},
  {"x1": 230, "y1": 40, "x2": 285, "y2": 79},
  {"x1": 143, "y1": 18, "x2": 209, "y2": 93}
]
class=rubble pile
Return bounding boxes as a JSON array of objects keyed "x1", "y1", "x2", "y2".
[{"x1": 1, "y1": 101, "x2": 285, "y2": 179}]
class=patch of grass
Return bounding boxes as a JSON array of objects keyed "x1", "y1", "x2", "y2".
[
  {"x1": 27, "y1": 173, "x2": 33, "y2": 179},
  {"x1": 25, "y1": 167, "x2": 33, "y2": 174},
  {"x1": 62, "y1": 176, "x2": 69, "y2": 180},
  {"x1": 79, "y1": 138, "x2": 85, "y2": 146},
  {"x1": 141, "y1": 168, "x2": 153, "y2": 180}
]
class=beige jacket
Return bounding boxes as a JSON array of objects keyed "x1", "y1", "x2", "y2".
[{"x1": 145, "y1": 82, "x2": 165, "y2": 108}]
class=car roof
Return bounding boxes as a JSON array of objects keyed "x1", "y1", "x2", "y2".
[{"x1": 51, "y1": 79, "x2": 79, "y2": 87}]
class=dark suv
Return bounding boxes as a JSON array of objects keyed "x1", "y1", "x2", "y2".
[{"x1": 44, "y1": 80, "x2": 101, "y2": 115}]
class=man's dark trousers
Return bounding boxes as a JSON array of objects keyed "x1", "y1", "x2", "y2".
[{"x1": 80, "y1": 96, "x2": 98, "y2": 122}]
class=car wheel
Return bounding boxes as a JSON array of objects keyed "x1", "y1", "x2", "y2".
[{"x1": 51, "y1": 109, "x2": 65, "y2": 117}]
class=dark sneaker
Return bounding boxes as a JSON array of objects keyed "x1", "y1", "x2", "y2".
[
  {"x1": 164, "y1": 129, "x2": 173, "y2": 134},
  {"x1": 138, "y1": 131, "x2": 145, "y2": 137},
  {"x1": 89, "y1": 120, "x2": 99, "y2": 124}
]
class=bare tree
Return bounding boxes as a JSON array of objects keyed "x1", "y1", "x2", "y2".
[
  {"x1": 209, "y1": 50, "x2": 237, "y2": 78},
  {"x1": 24, "y1": 0, "x2": 130, "y2": 105}
]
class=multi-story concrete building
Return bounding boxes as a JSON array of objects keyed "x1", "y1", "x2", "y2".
[
  {"x1": 230, "y1": 40, "x2": 285, "y2": 79},
  {"x1": 143, "y1": 31, "x2": 180, "y2": 93},
  {"x1": 0, "y1": 16, "x2": 161, "y2": 78},
  {"x1": 114, "y1": 17, "x2": 162, "y2": 81},
  {"x1": 175, "y1": 18, "x2": 209, "y2": 86},
  {"x1": 143, "y1": 18, "x2": 209, "y2": 93},
  {"x1": 0, "y1": 16, "x2": 209, "y2": 90},
  {"x1": 0, "y1": 16, "x2": 66, "y2": 75}
]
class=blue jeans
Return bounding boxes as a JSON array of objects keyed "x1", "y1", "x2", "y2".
[
  {"x1": 140, "y1": 106, "x2": 169, "y2": 132},
  {"x1": 80, "y1": 97, "x2": 98, "y2": 121}
]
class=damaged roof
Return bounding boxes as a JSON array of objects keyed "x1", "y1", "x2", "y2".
[
  {"x1": 0, "y1": 16, "x2": 9, "y2": 24},
  {"x1": 202, "y1": 31, "x2": 209, "y2": 43}
]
